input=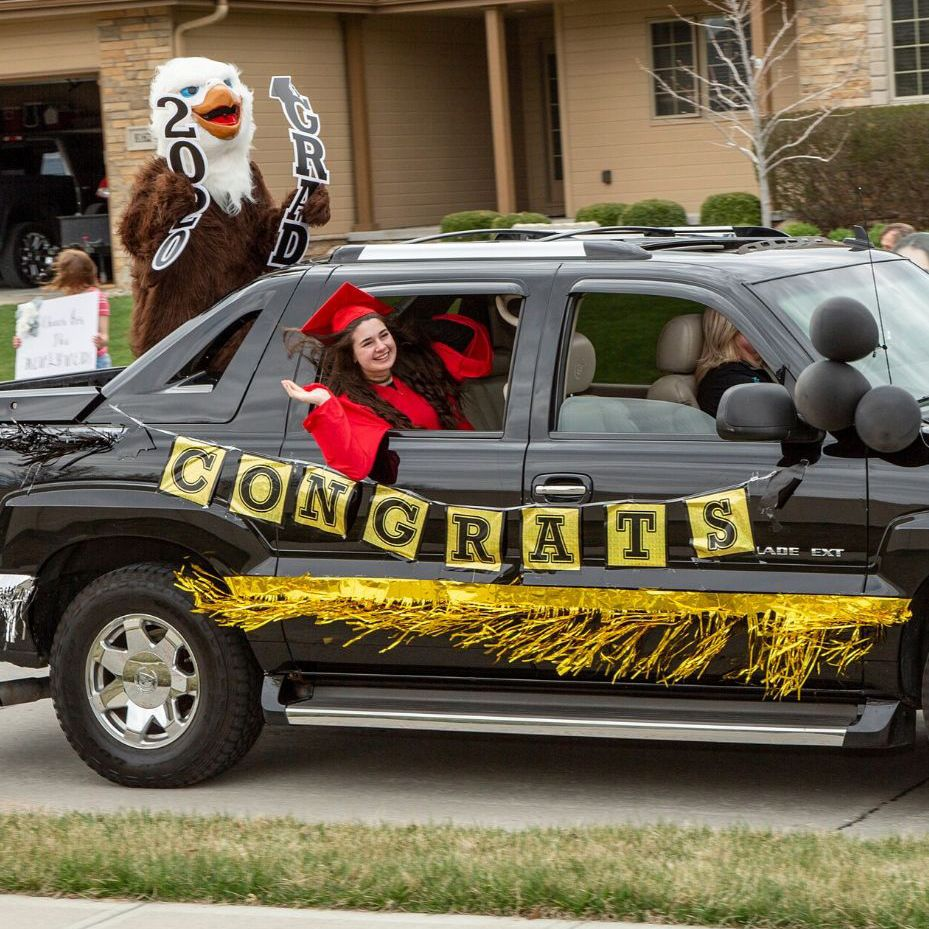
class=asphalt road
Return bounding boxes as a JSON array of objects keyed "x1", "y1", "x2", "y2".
[{"x1": 2, "y1": 662, "x2": 929, "y2": 836}]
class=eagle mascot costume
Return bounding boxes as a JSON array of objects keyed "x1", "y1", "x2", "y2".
[{"x1": 119, "y1": 57, "x2": 329, "y2": 357}]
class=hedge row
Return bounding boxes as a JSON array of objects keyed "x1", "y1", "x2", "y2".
[{"x1": 771, "y1": 103, "x2": 929, "y2": 230}]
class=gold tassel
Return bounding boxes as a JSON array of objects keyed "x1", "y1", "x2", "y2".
[{"x1": 176, "y1": 569, "x2": 910, "y2": 698}]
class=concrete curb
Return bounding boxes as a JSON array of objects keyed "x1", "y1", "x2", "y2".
[{"x1": 0, "y1": 895, "x2": 715, "y2": 929}]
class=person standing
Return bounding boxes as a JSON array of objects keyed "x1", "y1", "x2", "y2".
[
  {"x1": 880, "y1": 223, "x2": 915, "y2": 251},
  {"x1": 12, "y1": 248, "x2": 110, "y2": 368}
]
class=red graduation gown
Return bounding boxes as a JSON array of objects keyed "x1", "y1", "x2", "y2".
[{"x1": 302, "y1": 314, "x2": 493, "y2": 480}]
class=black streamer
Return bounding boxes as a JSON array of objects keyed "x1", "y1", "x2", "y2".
[{"x1": 0, "y1": 423, "x2": 119, "y2": 467}]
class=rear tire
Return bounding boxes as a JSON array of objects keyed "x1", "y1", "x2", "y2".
[
  {"x1": 0, "y1": 221, "x2": 58, "y2": 286},
  {"x1": 50, "y1": 563, "x2": 263, "y2": 787}
]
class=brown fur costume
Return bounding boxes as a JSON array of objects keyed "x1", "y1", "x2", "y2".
[{"x1": 119, "y1": 159, "x2": 329, "y2": 356}]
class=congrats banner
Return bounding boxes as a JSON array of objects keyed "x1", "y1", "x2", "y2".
[{"x1": 153, "y1": 432, "x2": 760, "y2": 570}]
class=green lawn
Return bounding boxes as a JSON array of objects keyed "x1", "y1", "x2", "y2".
[
  {"x1": 2, "y1": 813, "x2": 929, "y2": 928},
  {"x1": 0, "y1": 295, "x2": 134, "y2": 380}
]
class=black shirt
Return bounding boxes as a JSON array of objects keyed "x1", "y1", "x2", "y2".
[{"x1": 697, "y1": 361, "x2": 773, "y2": 417}]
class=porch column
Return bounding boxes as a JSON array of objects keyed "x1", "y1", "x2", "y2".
[
  {"x1": 484, "y1": 6, "x2": 516, "y2": 214},
  {"x1": 343, "y1": 15, "x2": 376, "y2": 230}
]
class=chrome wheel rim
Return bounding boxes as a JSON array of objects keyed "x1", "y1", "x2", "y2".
[
  {"x1": 85, "y1": 613, "x2": 200, "y2": 750},
  {"x1": 17, "y1": 231, "x2": 55, "y2": 284}
]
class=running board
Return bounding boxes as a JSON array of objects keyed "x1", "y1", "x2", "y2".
[{"x1": 271, "y1": 683, "x2": 911, "y2": 749}]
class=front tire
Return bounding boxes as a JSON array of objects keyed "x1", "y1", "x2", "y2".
[{"x1": 50, "y1": 564, "x2": 263, "y2": 787}]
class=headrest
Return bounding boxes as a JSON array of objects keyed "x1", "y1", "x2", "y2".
[
  {"x1": 565, "y1": 332, "x2": 596, "y2": 395},
  {"x1": 656, "y1": 313, "x2": 704, "y2": 375}
]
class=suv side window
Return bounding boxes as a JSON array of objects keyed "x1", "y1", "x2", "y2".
[
  {"x1": 554, "y1": 290, "x2": 749, "y2": 437},
  {"x1": 293, "y1": 290, "x2": 520, "y2": 434}
]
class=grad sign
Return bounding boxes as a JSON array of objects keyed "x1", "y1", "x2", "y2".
[
  {"x1": 14, "y1": 292, "x2": 99, "y2": 380},
  {"x1": 267, "y1": 75, "x2": 329, "y2": 269},
  {"x1": 158, "y1": 436, "x2": 757, "y2": 570}
]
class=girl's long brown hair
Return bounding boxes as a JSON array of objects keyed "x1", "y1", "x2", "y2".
[
  {"x1": 286, "y1": 313, "x2": 464, "y2": 429},
  {"x1": 46, "y1": 248, "x2": 99, "y2": 295}
]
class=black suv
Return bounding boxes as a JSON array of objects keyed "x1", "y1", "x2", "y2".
[{"x1": 1, "y1": 230, "x2": 928, "y2": 787}]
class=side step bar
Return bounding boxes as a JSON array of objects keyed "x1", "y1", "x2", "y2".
[
  {"x1": 267, "y1": 682, "x2": 911, "y2": 749},
  {"x1": 0, "y1": 675, "x2": 50, "y2": 708}
]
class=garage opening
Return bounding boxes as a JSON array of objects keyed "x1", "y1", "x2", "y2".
[{"x1": 0, "y1": 76, "x2": 108, "y2": 286}]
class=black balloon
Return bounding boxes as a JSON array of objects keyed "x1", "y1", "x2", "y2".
[
  {"x1": 795, "y1": 360, "x2": 870, "y2": 432},
  {"x1": 809, "y1": 297, "x2": 879, "y2": 362},
  {"x1": 854, "y1": 385, "x2": 922, "y2": 453}
]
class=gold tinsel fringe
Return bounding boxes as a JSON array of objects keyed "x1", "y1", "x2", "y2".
[{"x1": 176, "y1": 569, "x2": 911, "y2": 699}]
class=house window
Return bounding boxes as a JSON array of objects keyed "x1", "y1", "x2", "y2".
[
  {"x1": 891, "y1": 0, "x2": 929, "y2": 97},
  {"x1": 650, "y1": 21, "x2": 697, "y2": 116},
  {"x1": 650, "y1": 16, "x2": 751, "y2": 117},
  {"x1": 703, "y1": 14, "x2": 751, "y2": 111}
]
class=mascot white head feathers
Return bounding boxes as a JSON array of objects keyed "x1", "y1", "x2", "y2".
[{"x1": 149, "y1": 56, "x2": 256, "y2": 214}]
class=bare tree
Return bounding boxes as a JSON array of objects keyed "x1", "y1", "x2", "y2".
[{"x1": 644, "y1": 0, "x2": 853, "y2": 227}]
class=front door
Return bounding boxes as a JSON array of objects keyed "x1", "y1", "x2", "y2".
[{"x1": 520, "y1": 273, "x2": 868, "y2": 685}]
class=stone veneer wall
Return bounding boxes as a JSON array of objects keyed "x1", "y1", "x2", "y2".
[
  {"x1": 96, "y1": 7, "x2": 174, "y2": 289},
  {"x1": 794, "y1": 0, "x2": 891, "y2": 108}
]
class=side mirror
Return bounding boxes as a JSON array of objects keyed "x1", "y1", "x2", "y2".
[{"x1": 716, "y1": 382, "x2": 799, "y2": 441}]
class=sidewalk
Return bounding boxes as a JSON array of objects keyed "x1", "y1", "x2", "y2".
[{"x1": 1, "y1": 895, "x2": 714, "y2": 929}]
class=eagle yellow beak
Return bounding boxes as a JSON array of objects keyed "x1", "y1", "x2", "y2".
[{"x1": 192, "y1": 85, "x2": 242, "y2": 140}]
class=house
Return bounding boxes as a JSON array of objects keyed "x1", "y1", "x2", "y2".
[{"x1": 0, "y1": 1, "x2": 897, "y2": 285}]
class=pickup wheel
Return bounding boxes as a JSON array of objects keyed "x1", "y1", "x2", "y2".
[
  {"x1": 0, "y1": 221, "x2": 58, "y2": 287},
  {"x1": 50, "y1": 564, "x2": 263, "y2": 787}
]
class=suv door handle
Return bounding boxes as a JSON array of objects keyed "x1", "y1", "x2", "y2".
[{"x1": 532, "y1": 474, "x2": 592, "y2": 503}]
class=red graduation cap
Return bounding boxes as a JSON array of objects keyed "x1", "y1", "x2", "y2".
[{"x1": 300, "y1": 282, "x2": 394, "y2": 339}]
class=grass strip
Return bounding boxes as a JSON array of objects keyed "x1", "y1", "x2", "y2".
[
  {"x1": 1, "y1": 813, "x2": 928, "y2": 927},
  {"x1": 0, "y1": 296, "x2": 134, "y2": 381}
]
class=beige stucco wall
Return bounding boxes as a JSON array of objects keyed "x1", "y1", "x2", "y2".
[
  {"x1": 361, "y1": 14, "x2": 496, "y2": 228},
  {"x1": 556, "y1": 0, "x2": 794, "y2": 219},
  {"x1": 183, "y1": 9, "x2": 356, "y2": 238},
  {"x1": 0, "y1": 15, "x2": 98, "y2": 79}
]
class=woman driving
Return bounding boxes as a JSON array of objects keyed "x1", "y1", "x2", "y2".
[
  {"x1": 281, "y1": 282, "x2": 493, "y2": 480},
  {"x1": 695, "y1": 308, "x2": 773, "y2": 417}
]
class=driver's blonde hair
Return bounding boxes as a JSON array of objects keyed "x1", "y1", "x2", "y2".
[{"x1": 695, "y1": 309, "x2": 742, "y2": 384}]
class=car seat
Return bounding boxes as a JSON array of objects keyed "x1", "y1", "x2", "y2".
[
  {"x1": 461, "y1": 347, "x2": 512, "y2": 431},
  {"x1": 646, "y1": 313, "x2": 704, "y2": 408}
]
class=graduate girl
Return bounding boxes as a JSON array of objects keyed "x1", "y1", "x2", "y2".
[{"x1": 281, "y1": 282, "x2": 493, "y2": 480}]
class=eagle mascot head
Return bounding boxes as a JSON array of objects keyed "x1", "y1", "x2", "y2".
[{"x1": 149, "y1": 56, "x2": 256, "y2": 215}]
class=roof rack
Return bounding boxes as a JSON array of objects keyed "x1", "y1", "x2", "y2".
[
  {"x1": 328, "y1": 238, "x2": 652, "y2": 263},
  {"x1": 540, "y1": 224, "x2": 787, "y2": 241},
  {"x1": 408, "y1": 228, "x2": 554, "y2": 243}
]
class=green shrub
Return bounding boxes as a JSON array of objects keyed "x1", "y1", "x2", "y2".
[
  {"x1": 827, "y1": 227, "x2": 854, "y2": 242},
  {"x1": 781, "y1": 221, "x2": 822, "y2": 237},
  {"x1": 439, "y1": 210, "x2": 501, "y2": 235},
  {"x1": 574, "y1": 202, "x2": 627, "y2": 226},
  {"x1": 771, "y1": 104, "x2": 929, "y2": 229},
  {"x1": 700, "y1": 192, "x2": 761, "y2": 226},
  {"x1": 490, "y1": 212, "x2": 551, "y2": 229},
  {"x1": 622, "y1": 198, "x2": 688, "y2": 227},
  {"x1": 869, "y1": 223, "x2": 886, "y2": 246}
]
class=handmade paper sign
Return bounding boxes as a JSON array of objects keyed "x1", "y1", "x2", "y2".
[{"x1": 14, "y1": 292, "x2": 98, "y2": 379}]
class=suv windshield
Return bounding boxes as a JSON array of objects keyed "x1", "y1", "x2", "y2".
[{"x1": 752, "y1": 258, "x2": 929, "y2": 400}]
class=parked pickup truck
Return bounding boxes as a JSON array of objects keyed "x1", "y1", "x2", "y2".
[
  {"x1": 0, "y1": 132, "x2": 107, "y2": 286},
  {"x1": 2, "y1": 229, "x2": 929, "y2": 788}
]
